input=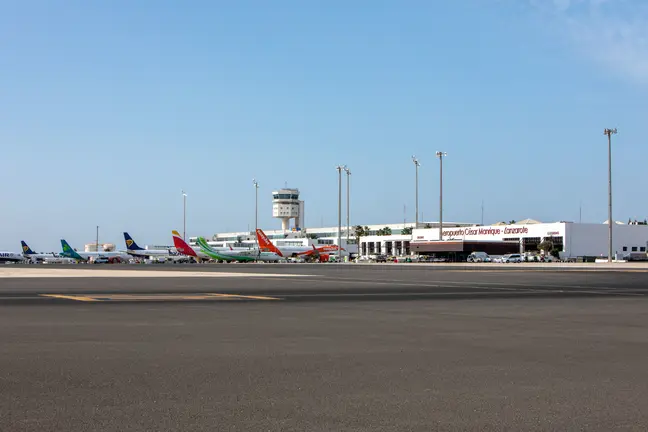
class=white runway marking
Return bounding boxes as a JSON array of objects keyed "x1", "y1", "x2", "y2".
[
  {"x1": 39, "y1": 293, "x2": 282, "y2": 302},
  {"x1": 0, "y1": 269, "x2": 312, "y2": 278}
]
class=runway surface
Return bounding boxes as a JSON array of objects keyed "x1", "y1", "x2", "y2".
[
  {"x1": 2, "y1": 264, "x2": 648, "y2": 303},
  {"x1": 1, "y1": 265, "x2": 648, "y2": 430}
]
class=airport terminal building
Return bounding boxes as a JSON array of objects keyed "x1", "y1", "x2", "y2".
[
  {"x1": 189, "y1": 221, "x2": 474, "y2": 256},
  {"x1": 190, "y1": 219, "x2": 648, "y2": 261},
  {"x1": 187, "y1": 186, "x2": 648, "y2": 261},
  {"x1": 360, "y1": 220, "x2": 648, "y2": 260}
]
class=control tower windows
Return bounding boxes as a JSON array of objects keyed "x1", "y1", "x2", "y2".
[{"x1": 273, "y1": 194, "x2": 300, "y2": 200}]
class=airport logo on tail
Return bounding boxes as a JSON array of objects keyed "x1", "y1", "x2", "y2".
[
  {"x1": 195, "y1": 236, "x2": 227, "y2": 260},
  {"x1": 256, "y1": 229, "x2": 283, "y2": 257},
  {"x1": 21, "y1": 241, "x2": 35, "y2": 255},
  {"x1": 172, "y1": 230, "x2": 197, "y2": 257},
  {"x1": 123, "y1": 232, "x2": 143, "y2": 251},
  {"x1": 60, "y1": 239, "x2": 85, "y2": 260}
]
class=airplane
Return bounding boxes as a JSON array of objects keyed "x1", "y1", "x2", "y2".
[
  {"x1": 171, "y1": 230, "x2": 249, "y2": 262},
  {"x1": 123, "y1": 232, "x2": 185, "y2": 262},
  {"x1": 0, "y1": 251, "x2": 25, "y2": 263},
  {"x1": 60, "y1": 239, "x2": 130, "y2": 262},
  {"x1": 255, "y1": 229, "x2": 343, "y2": 262},
  {"x1": 171, "y1": 230, "x2": 209, "y2": 262},
  {"x1": 195, "y1": 236, "x2": 284, "y2": 262},
  {"x1": 21, "y1": 241, "x2": 76, "y2": 264},
  {"x1": 21, "y1": 241, "x2": 59, "y2": 260}
]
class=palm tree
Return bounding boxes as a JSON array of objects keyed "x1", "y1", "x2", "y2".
[
  {"x1": 538, "y1": 240, "x2": 554, "y2": 253},
  {"x1": 402, "y1": 226, "x2": 413, "y2": 235},
  {"x1": 353, "y1": 225, "x2": 370, "y2": 255}
]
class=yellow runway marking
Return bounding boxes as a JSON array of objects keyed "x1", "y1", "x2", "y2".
[
  {"x1": 40, "y1": 293, "x2": 282, "y2": 302},
  {"x1": 40, "y1": 294, "x2": 102, "y2": 302}
]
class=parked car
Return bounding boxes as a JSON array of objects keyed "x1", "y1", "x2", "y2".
[
  {"x1": 369, "y1": 254, "x2": 387, "y2": 263},
  {"x1": 93, "y1": 257, "x2": 110, "y2": 264},
  {"x1": 502, "y1": 253, "x2": 522, "y2": 263},
  {"x1": 467, "y1": 252, "x2": 491, "y2": 263},
  {"x1": 525, "y1": 253, "x2": 553, "y2": 262}
]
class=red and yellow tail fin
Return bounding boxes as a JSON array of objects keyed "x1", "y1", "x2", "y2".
[{"x1": 172, "y1": 230, "x2": 198, "y2": 257}]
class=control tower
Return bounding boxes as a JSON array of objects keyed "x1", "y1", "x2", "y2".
[{"x1": 272, "y1": 188, "x2": 304, "y2": 231}]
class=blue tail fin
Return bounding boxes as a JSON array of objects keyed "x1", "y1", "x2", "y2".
[
  {"x1": 21, "y1": 241, "x2": 36, "y2": 255},
  {"x1": 123, "y1": 232, "x2": 143, "y2": 250}
]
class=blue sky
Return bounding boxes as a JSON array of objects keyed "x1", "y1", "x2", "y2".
[{"x1": 1, "y1": 0, "x2": 646, "y2": 251}]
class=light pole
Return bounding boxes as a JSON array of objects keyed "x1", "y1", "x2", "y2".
[
  {"x1": 182, "y1": 190, "x2": 187, "y2": 241},
  {"x1": 604, "y1": 128, "x2": 617, "y2": 262},
  {"x1": 436, "y1": 151, "x2": 447, "y2": 240},
  {"x1": 344, "y1": 166, "x2": 351, "y2": 258},
  {"x1": 481, "y1": 200, "x2": 484, "y2": 226},
  {"x1": 412, "y1": 156, "x2": 420, "y2": 228},
  {"x1": 336, "y1": 165, "x2": 344, "y2": 261},
  {"x1": 253, "y1": 179, "x2": 259, "y2": 257},
  {"x1": 96, "y1": 225, "x2": 99, "y2": 252}
]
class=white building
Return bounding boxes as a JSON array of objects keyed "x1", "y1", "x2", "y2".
[
  {"x1": 189, "y1": 221, "x2": 474, "y2": 257},
  {"x1": 360, "y1": 220, "x2": 648, "y2": 260}
]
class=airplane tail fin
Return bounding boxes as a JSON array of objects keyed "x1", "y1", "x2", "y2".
[
  {"x1": 171, "y1": 230, "x2": 197, "y2": 257},
  {"x1": 21, "y1": 241, "x2": 36, "y2": 255},
  {"x1": 60, "y1": 239, "x2": 84, "y2": 260},
  {"x1": 123, "y1": 232, "x2": 144, "y2": 251},
  {"x1": 196, "y1": 236, "x2": 216, "y2": 253},
  {"x1": 303, "y1": 244, "x2": 319, "y2": 257},
  {"x1": 256, "y1": 229, "x2": 283, "y2": 256}
]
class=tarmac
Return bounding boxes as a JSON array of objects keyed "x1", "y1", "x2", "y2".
[{"x1": 1, "y1": 264, "x2": 647, "y2": 431}]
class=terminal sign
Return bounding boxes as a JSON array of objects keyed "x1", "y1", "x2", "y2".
[{"x1": 442, "y1": 226, "x2": 530, "y2": 238}]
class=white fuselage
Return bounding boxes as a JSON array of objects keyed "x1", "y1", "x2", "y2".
[
  {"x1": 126, "y1": 249, "x2": 177, "y2": 258},
  {"x1": 25, "y1": 253, "x2": 69, "y2": 264},
  {"x1": 187, "y1": 244, "x2": 256, "y2": 261},
  {"x1": 225, "y1": 249, "x2": 284, "y2": 261},
  {"x1": 0, "y1": 252, "x2": 25, "y2": 262},
  {"x1": 42, "y1": 257, "x2": 78, "y2": 264},
  {"x1": 78, "y1": 251, "x2": 131, "y2": 261},
  {"x1": 25, "y1": 252, "x2": 59, "y2": 260},
  {"x1": 195, "y1": 242, "x2": 284, "y2": 262}
]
